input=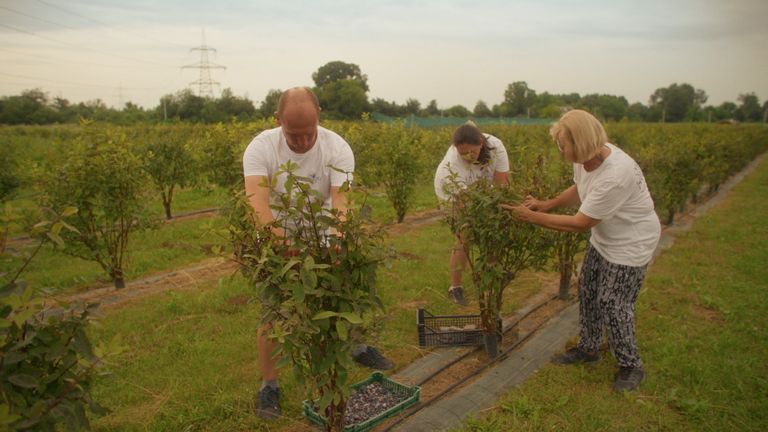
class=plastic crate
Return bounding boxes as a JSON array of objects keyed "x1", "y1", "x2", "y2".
[
  {"x1": 417, "y1": 308, "x2": 485, "y2": 347},
  {"x1": 302, "y1": 371, "x2": 420, "y2": 432}
]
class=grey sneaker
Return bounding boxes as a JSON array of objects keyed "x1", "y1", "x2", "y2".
[
  {"x1": 256, "y1": 386, "x2": 280, "y2": 419},
  {"x1": 353, "y1": 346, "x2": 394, "y2": 370},
  {"x1": 448, "y1": 286, "x2": 469, "y2": 306},
  {"x1": 552, "y1": 347, "x2": 600, "y2": 365},
  {"x1": 614, "y1": 366, "x2": 645, "y2": 392}
]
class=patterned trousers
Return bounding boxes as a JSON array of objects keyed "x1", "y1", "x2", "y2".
[{"x1": 576, "y1": 245, "x2": 647, "y2": 368}]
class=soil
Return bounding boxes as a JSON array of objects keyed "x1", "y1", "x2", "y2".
[{"x1": 344, "y1": 382, "x2": 409, "y2": 426}]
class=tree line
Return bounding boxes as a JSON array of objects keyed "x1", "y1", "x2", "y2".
[{"x1": 1, "y1": 61, "x2": 767, "y2": 125}]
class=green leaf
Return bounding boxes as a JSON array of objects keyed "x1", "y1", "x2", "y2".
[
  {"x1": 337, "y1": 312, "x2": 363, "y2": 324},
  {"x1": 279, "y1": 259, "x2": 300, "y2": 278},
  {"x1": 292, "y1": 283, "x2": 305, "y2": 303},
  {"x1": 8, "y1": 374, "x2": 39, "y2": 389},
  {"x1": 336, "y1": 320, "x2": 348, "y2": 341},
  {"x1": 47, "y1": 231, "x2": 65, "y2": 248},
  {"x1": 318, "y1": 391, "x2": 334, "y2": 412},
  {"x1": 61, "y1": 206, "x2": 78, "y2": 217},
  {"x1": 312, "y1": 311, "x2": 338, "y2": 320},
  {"x1": 300, "y1": 267, "x2": 317, "y2": 290}
]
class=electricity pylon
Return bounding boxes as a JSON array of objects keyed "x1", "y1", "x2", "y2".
[{"x1": 182, "y1": 29, "x2": 226, "y2": 98}]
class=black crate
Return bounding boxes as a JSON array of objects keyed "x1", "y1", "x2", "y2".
[{"x1": 416, "y1": 309, "x2": 485, "y2": 347}]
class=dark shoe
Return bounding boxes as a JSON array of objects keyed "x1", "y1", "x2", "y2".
[
  {"x1": 353, "y1": 346, "x2": 394, "y2": 370},
  {"x1": 256, "y1": 386, "x2": 280, "y2": 419},
  {"x1": 614, "y1": 366, "x2": 645, "y2": 392},
  {"x1": 552, "y1": 347, "x2": 600, "y2": 365},
  {"x1": 448, "y1": 286, "x2": 469, "y2": 306}
]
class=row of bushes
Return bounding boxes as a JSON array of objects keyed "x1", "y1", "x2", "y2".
[{"x1": 2, "y1": 121, "x2": 765, "y2": 293}]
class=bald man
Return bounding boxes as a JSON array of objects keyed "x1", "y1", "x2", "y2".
[{"x1": 242, "y1": 87, "x2": 393, "y2": 420}]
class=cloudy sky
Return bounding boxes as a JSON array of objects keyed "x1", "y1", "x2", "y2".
[{"x1": 1, "y1": 0, "x2": 767, "y2": 109}]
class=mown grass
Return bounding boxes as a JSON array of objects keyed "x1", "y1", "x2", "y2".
[{"x1": 454, "y1": 158, "x2": 768, "y2": 431}]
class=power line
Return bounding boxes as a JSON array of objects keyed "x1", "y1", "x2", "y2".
[
  {"x1": 0, "y1": 71, "x2": 158, "y2": 90},
  {"x1": 0, "y1": 5, "x2": 79, "y2": 31},
  {"x1": 0, "y1": 47, "x2": 141, "y2": 69},
  {"x1": 0, "y1": 22, "x2": 178, "y2": 68},
  {"x1": 34, "y1": 0, "x2": 190, "y2": 50}
]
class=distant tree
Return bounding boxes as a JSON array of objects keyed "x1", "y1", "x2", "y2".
[
  {"x1": 627, "y1": 102, "x2": 651, "y2": 122},
  {"x1": 531, "y1": 92, "x2": 558, "y2": 117},
  {"x1": 560, "y1": 92, "x2": 582, "y2": 106},
  {"x1": 473, "y1": 100, "x2": 493, "y2": 117},
  {"x1": 0, "y1": 89, "x2": 61, "y2": 124},
  {"x1": 501, "y1": 81, "x2": 537, "y2": 117},
  {"x1": 713, "y1": 102, "x2": 737, "y2": 121},
  {"x1": 316, "y1": 79, "x2": 369, "y2": 120},
  {"x1": 216, "y1": 88, "x2": 256, "y2": 120},
  {"x1": 312, "y1": 61, "x2": 370, "y2": 120},
  {"x1": 404, "y1": 98, "x2": 421, "y2": 115},
  {"x1": 312, "y1": 60, "x2": 369, "y2": 91},
  {"x1": 538, "y1": 104, "x2": 562, "y2": 119},
  {"x1": 370, "y1": 98, "x2": 403, "y2": 117},
  {"x1": 443, "y1": 104, "x2": 472, "y2": 117},
  {"x1": 735, "y1": 92, "x2": 762, "y2": 122},
  {"x1": 649, "y1": 83, "x2": 707, "y2": 122},
  {"x1": 258, "y1": 89, "x2": 282, "y2": 118},
  {"x1": 421, "y1": 99, "x2": 440, "y2": 117},
  {"x1": 578, "y1": 94, "x2": 629, "y2": 121},
  {"x1": 118, "y1": 101, "x2": 151, "y2": 124}
]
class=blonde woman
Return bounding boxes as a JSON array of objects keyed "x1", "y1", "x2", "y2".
[
  {"x1": 502, "y1": 110, "x2": 660, "y2": 392},
  {"x1": 434, "y1": 121, "x2": 509, "y2": 306}
]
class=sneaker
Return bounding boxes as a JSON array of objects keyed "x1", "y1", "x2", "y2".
[
  {"x1": 613, "y1": 366, "x2": 645, "y2": 392},
  {"x1": 551, "y1": 347, "x2": 600, "y2": 365},
  {"x1": 353, "y1": 346, "x2": 394, "y2": 370},
  {"x1": 448, "y1": 286, "x2": 469, "y2": 306},
  {"x1": 256, "y1": 386, "x2": 280, "y2": 419}
]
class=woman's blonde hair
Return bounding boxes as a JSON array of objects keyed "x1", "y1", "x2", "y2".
[{"x1": 549, "y1": 109, "x2": 608, "y2": 163}]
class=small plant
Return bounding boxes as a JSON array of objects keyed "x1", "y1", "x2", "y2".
[
  {"x1": 227, "y1": 161, "x2": 388, "y2": 432},
  {"x1": 1, "y1": 204, "x2": 123, "y2": 431},
  {"x1": 41, "y1": 123, "x2": 157, "y2": 288},
  {"x1": 445, "y1": 176, "x2": 552, "y2": 357},
  {"x1": 135, "y1": 125, "x2": 201, "y2": 219},
  {"x1": 523, "y1": 154, "x2": 586, "y2": 299},
  {"x1": 367, "y1": 122, "x2": 423, "y2": 223}
]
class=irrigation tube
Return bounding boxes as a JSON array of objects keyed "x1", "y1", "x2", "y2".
[{"x1": 382, "y1": 294, "x2": 572, "y2": 431}]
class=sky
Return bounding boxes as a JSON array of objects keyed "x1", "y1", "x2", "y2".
[{"x1": 1, "y1": 0, "x2": 767, "y2": 110}]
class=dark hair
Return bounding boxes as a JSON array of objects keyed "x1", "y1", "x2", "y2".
[{"x1": 452, "y1": 123, "x2": 491, "y2": 165}]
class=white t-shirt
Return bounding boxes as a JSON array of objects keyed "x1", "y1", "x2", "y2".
[
  {"x1": 575, "y1": 143, "x2": 661, "y2": 267},
  {"x1": 433, "y1": 134, "x2": 510, "y2": 201},
  {"x1": 242, "y1": 125, "x2": 355, "y2": 219}
]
